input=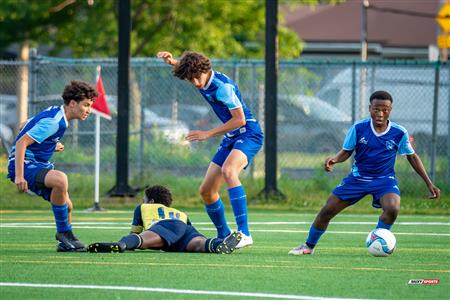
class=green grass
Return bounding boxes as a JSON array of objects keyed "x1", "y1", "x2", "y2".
[{"x1": 0, "y1": 210, "x2": 449, "y2": 299}]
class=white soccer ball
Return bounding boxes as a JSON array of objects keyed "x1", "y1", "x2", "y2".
[{"x1": 366, "y1": 228, "x2": 396, "y2": 257}]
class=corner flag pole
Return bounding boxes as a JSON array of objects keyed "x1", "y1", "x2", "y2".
[{"x1": 88, "y1": 65, "x2": 112, "y2": 211}]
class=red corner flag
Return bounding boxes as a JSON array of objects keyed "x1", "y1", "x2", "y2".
[{"x1": 92, "y1": 66, "x2": 112, "y2": 120}]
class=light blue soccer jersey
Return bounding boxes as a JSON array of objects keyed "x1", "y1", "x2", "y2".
[
  {"x1": 342, "y1": 118, "x2": 414, "y2": 178},
  {"x1": 198, "y1": 70, "x2": 261, "y2": 138},
  {"x1": 9, "y1": 105, "x2": 68, "y2": 163}
]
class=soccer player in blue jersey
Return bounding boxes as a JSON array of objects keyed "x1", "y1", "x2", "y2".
[
  {"x1": 7, "y1": 80, "x2": 98, "y2": 252},
  {"x1": 289, "y1": 90, "x2": 440, "y2": 255},
  {"x1": 88, "y1": 185, "x2": 242, "y2": 254},
  {"x1": 157, "y1": 51, "x2": 264, "y2": 248}
]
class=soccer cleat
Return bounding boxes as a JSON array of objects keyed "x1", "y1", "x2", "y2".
[
  {"x1": 288, "y1": 243, "x2": 314, "y2": 256},
  {"x1": 87, "y1": 242, "x2": 126, "y2": 253},
  {"x1": 216, "y1": 232, "x2": 242, "y2": 254},
  {"x1": 55, "y1": 230, "x2": 87, "y2": 252},
  {"x1": 235, "y1": 232, "x2": 253, "y2": 249}
]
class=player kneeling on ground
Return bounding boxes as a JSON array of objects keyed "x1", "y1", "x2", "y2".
[{"x1": 88, "y1": 185, "x2": 241, "y2": 254}]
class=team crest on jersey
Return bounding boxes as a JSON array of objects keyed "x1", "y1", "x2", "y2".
[
  {"x1": 358, "y1": 137, "x2": 368, "y2": 144},
  {"x1": 386, "y1": 140, "x2": 395, "y2": 150}
]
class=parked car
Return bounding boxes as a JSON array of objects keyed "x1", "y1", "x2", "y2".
[
  {"x1": 0, "y1": 123, "x2": 14, "y2": 153},
  {"x1": 143, "y1": 108, "x2": 189, "y2": 145},
  {"x1": 278, "y1": 95, "x2": 351, "y2": 152},
  {"x1": 0, "y1": 95, "x2": 17, "y2": 129}
]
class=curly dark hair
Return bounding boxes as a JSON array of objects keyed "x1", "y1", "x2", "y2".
[
  {"x1": 62, "y1": 80, "x2": 98, "y2": 105},
  {"x1": 144, "y1": 185, "x2": 173, "y2": 207},
  {"x1": 172, "y1": 51, "x2": 211, "y2": 81},
  {"x1": 370, "y1": 90, "x2": 393, "y2": 103}
]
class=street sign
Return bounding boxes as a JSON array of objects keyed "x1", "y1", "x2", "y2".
[
  {"x1": 437, "y1": 34, "x2": 450, "y2": 48},
  {"x1": 436, "y1": 3, "x2": 450, "y2": 32}
]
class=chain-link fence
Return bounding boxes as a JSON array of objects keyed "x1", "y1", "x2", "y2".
[{"x1": 1, "y1": 55, "x2": 448, "y2": 195}]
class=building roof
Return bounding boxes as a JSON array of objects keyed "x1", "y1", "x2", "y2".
[{"x1": 282, "y1": 0, "x2": 441, "y2": 56}]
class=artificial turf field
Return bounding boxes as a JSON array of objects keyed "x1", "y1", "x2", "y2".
[{"x1": 0, "y1": 209, "x2": 448, "y2": 300}]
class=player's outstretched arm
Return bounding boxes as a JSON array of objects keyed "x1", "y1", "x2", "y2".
[
  {"x1": 406, "y1": 153, "x2": 440, "y2": 199},
  {"x1": 156, "y1": 51, "x2": 178, "y2": 66},
  {"x1": 324, "y1": 149, "x2": 352, "y2": 172},
  {"x1": 14, "y1": 134, "x2": 35, "y2": 192},
  {"x1": 186, "y1": 107, "x2": 246, "y2": 141}
]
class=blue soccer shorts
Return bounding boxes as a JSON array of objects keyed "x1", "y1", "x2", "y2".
[
  {"x1": 332, "y1": 174, "x2": 401, "y2": 208},
  {"x1": 212, "y1": 131, "x2": 263, "y2": 168},
  {"x1": 149, "y1": 219, "x2": 204, "y2": 252},
  {"x1": 7, "y1": 159, "x2": 54, "y2": 201}
]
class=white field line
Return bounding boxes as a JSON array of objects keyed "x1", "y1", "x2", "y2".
[
  {"x1": 0, "y1": 282, "x2": 372, "y2": 300},
  {"x1": 0, "y1": 223, "x2": 449, "y2": 237},
  {"x1": 1, "y1": 221, "x2": 449, "y2": 226}
]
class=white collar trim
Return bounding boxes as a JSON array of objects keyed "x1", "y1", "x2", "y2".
[
  {"x1": 202, "y1": 70, "x2": 214, "y2": 90},
  {"x1": 61, "y1": 105, "x2": 69, "y2": 127},
  {"x1": 370, "y1": 119, "x2": 390, "y2": 136}
]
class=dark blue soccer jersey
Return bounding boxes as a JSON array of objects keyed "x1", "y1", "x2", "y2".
[
  {"x1": 9, "y1": 105, "x2": 68, "y2": 163},
  {"x1": 342, "y1": 118, "x2": 414, "y2": 178},
  {"x1": 198, "y1": 70, "x2": 261, "y2": 138}
]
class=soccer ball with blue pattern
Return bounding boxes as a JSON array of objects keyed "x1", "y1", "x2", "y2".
[{"x1": 366, "y1": 228, "x2": 396, "y2": 257}]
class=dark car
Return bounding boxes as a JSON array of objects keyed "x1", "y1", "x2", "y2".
[{"x1": 278, "y1": 95, "x2": 351, "y2": 152}]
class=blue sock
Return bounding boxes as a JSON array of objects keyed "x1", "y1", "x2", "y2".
[
  {"x1": 306, "y1": 225, "x2": 326, "y2": 249},
  {"x1": 51, "y1": 203, "x2": 71, "y2": 233},
  {"x1": 205, "y1": 198, "x2": 231, "y2": 239},
  {"x1": 228, "y1": 185, "x2": 250, "y2": 236},
  {"x1": 376, "y1": 218, "x2": 393, "y2": 230}
]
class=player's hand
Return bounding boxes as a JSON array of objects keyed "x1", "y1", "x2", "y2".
[
  {"x1": 15, "y1": 176, "x2": 28, "y2": 192},
  {"x1": 427, "y1": 184, "x2": 440, "y2": 199},
  {"x1": 156, "y1": 51, "x2": 177, "y2": 65},
  {"x1": 324, "y1": 157, "x2": 336, "y2": 172},
  {"x1": 186, "y1": 130, "x2": 210, "y2": 142},
  {"x1": 55, "y1": 142, "x2": 64, "y2": 152}
]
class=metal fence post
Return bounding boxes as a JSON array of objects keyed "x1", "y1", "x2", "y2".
[
  {"x1": 28, "y1": 48, "x2": 37, "y2": 117},
  {"x1": 430, "y1": 62, "x2": 440, "y2": 182},
  {"x1": 351, "y1": 62, "x2": 356, "y2": 124}
]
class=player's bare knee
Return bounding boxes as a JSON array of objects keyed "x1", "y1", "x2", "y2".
[
  {"x1": 221, "y1": 166, "x2": 237, "y2": 182},
  {"x1": 383, "y1": 203, "x2": 399, "y2": 219},
  {"x1": 199, "y1": 185, "x2": 212, "y2": 199},
  {"x1": 49, "y1": 171, "x2": 69, "y2": 192}
]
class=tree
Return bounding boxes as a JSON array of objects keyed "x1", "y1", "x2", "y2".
[{"x1": 1, "y1": 0, "x2": 339, "y2": 59}]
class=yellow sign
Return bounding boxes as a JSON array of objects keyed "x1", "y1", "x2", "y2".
[
  {"x1": 437, "y1": 34, "x2": 450, "y2": 48},
  {"x1": 436, "y1": 3, "x2": 450, "y2": 32}
]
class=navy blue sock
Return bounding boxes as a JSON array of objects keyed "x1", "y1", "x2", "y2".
[
  {"x1": 205, "y1": 198, "x2": 231, "y2": 239},
  {"x1": 306, "y1": 225, "x2": 326, "y2": 249},
  {"x1": 228, "y1": 185, "x2": 250, "y2": 236},
  {"x1": 204, "y1": 238, "x2": 223, "y2": 253},
  {"x1": 119, "y1": 233, "x2": 142, "y2": 250},
  {"x1": 51, "y1": 203, "x2": 71, "y2": 233},
  {"x1": 376, "y1": 218, "x2": 393, "y2": 230}
]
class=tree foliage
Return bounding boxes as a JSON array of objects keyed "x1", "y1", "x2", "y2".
[{"x1": 0, "y1": 0, "x2": 336, "y2": 59}]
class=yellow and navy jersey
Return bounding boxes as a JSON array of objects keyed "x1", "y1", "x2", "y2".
[{"x1": 131, "y1": 204, "x2": 189, "y2": 233}]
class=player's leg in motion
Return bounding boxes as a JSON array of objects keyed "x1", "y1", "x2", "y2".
[
  {"x1": 199, "y1": 163, "x2": 231, "y2": 239},
  {"x1": 221, "y1": 149, "x2": 252, "y2": 248},
  {"x1": 88, "y1": 231, "x2": 162, "y2": 253},
  {"x1": 376, "y1": 193, "x2": 400, "y2": 230},
  {"x1": 186, "y1": 232, "x2": 242, "y2": 254},
  {"x1": 45, "y1": 170, "x2": 86, "y2": 251},
  {"x1": 289, "y1": 195, "x2": 350, "y2": 255}
]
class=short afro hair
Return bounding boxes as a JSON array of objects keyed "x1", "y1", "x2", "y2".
[
  {"x1": 144, "y1": 185, "x2": 173, "y2": 207},
  {"x1": 369, "y1": 90, "x2": 393, "y2": 103}
]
